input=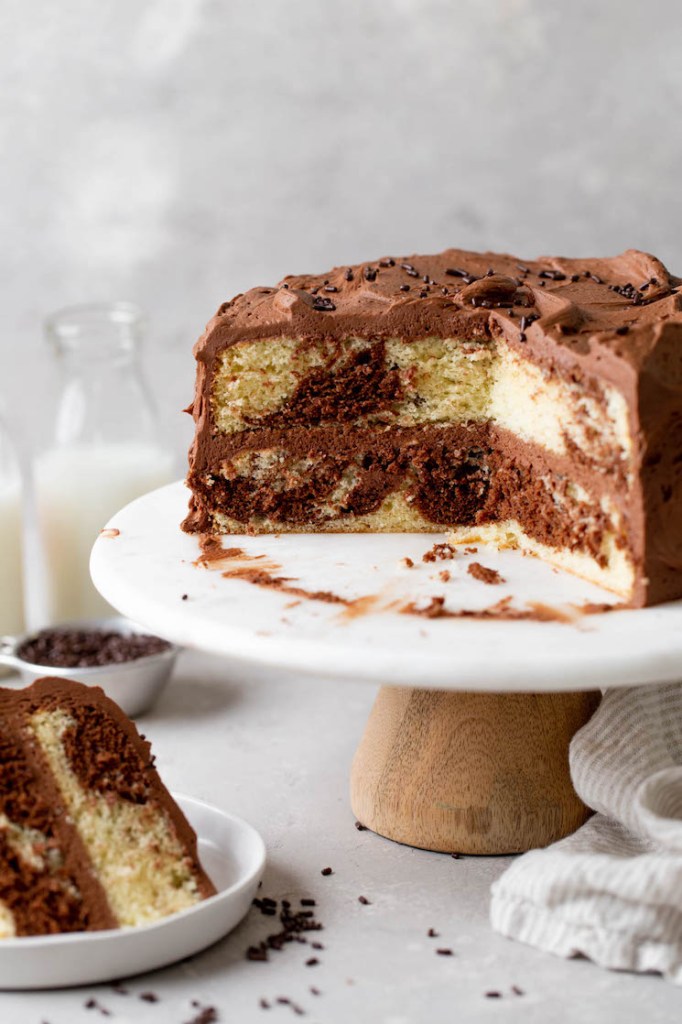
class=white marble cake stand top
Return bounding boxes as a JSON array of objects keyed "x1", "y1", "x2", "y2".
[{"x1": 90, "y1": 481, "x2": 682, "y2": 693}]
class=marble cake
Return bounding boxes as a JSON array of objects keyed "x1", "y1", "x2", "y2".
[
  {"x1": 184, "y1": 248, "x2": 682, "y2": 607},
  {"x1": 0, "y1": 678, "x2": 215, "y2": 937}
]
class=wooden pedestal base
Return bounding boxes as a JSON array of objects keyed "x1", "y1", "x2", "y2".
[{"x1": 350, "y1": 687, "x2": 600, "y2": 854}]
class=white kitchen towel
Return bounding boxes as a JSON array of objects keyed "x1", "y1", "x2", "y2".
[{"x1": 490, "y1": 683, "x2": 682, "y2": 982}]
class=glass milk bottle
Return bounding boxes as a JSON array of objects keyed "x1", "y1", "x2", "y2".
[
  {"x1": 35, "y1": 303, "x2": 174, "y2": 622},
  {"x1": 0, "y1": 411, "x2": 25, "y2": 641}
]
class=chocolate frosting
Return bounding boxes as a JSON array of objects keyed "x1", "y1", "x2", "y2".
[{"x1": 187, "y1": 247, "x2": 682, "y2": 606}]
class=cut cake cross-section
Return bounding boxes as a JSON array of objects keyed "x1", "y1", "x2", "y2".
[{"x1": 184, "y1": 248, "x2": 682, "y2": 607}]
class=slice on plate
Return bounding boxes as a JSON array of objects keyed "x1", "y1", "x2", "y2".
[{"x1": 0, "y1": 678, "x2": 215, "y2": 937}]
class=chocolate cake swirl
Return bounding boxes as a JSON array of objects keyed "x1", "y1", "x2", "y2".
[{"x1": 184, "y1": 247, "x2": 682, "y2": 607}]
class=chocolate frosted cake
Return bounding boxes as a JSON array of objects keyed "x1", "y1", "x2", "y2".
[
  {"x1": 185, "y1": 247, "x2": 682, "y2": 606},
  {"x1": 0, "y1": 678, "x2": 214, "y2": 937}
]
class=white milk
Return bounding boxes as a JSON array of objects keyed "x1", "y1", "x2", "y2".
[
  {"x1": 35, "y1": 443, "x2": 174, "y2": 622},
  {"x1": 0, "y1": 480, "x2": 25, "y2": 637}
]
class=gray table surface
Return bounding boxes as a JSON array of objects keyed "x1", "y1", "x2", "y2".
[{"x1": 3, "y1": 652, "x2": 679, "y2": 1024}]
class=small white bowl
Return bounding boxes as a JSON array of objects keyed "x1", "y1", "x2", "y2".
[
  {"x1": 0, "y1": 794, "x2": 266, "y2": 989},
  {"x1": 0, "y1": 617, "x2": 179, "y2": 717}
]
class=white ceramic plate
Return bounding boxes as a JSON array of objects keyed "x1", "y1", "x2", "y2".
[
  {"x1": 0, "y1": 795, "x2": 265, "y2": 990},
  {"x1": 90, "y1": 481, "x2": 682, "y2": 693}
]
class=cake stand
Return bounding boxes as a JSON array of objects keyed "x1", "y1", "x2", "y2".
[{"x1": 91, "y1": 482, "x2": 682, "y2": 855}]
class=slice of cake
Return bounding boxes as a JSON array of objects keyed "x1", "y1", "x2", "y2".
[
  {"x1": 0, "y1": 678, "x2": 215, "y2": 937},
  {"x1": 184, "y1": 248, "x2": 682, "y2": 607}
]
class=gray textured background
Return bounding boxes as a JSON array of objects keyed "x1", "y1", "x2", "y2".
[{"x1": 3, "y1": 0, "x2": 681, "y2": 459}]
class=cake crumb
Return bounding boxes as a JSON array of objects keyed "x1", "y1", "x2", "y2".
[
  {"x1": 467, "y1": 562, "x2": 505, "y2": 585},
  {"x1": 464, "y1": 546, "x2": 478, "y2": 554},
  {"x1": 438, "y1": 570, "x2": 451, "y2": 582},
  {"x1": 401, "y1": 557, "x2": 414, "y2": 568},
  {"x1": 422, "y1": 543, "x2": 456, "y2": 563}
]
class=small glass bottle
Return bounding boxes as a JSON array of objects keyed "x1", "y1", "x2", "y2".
[
  {"x1": 0, "y1": 408, "x2": 26, "y2": 641},
  {"x1": 34, "y1": 302, "x2": 174, "y2": 623}
]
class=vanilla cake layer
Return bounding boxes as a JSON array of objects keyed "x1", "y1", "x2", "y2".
[
  {"x1": 186, "y1": 248, "x2": 682, "y2": 606},
  {"x1": 0, "y1": 680, "x2": 214, "y2": 937},
  {"x1": 212, "y1": 336, "x2": 632, "y2": 472},
  {"x1": 30, "y1": 709, "x2": 206, "y2": 927}
]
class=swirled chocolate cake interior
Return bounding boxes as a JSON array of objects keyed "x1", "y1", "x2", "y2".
[
  {"x1": 0, "y1": 678, "x2": 215, "y2": 937},
  {"x1": 185, "y1": 248, "x2": 682, "y2": 607}
]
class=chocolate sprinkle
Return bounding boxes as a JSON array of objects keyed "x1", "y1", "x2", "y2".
[
  {"x1": 245, "y1": 898, "x2": 324, "y2": 963},
  {"x1": 436, "y1": 948, "x2": 454, "y2": 956},
  {"x1": 18, "y1": 627, "x2": 171, "y2": 669},
  {"x1": 247, "y1": 946, "x2": 269, "y2": 961},
  {"x1": 538, "y1": 269, "x2": 566, "y2": 281},
  {"x1": 311, "y1": 296, "x2": 336, "y2": 312},
  {"x1": 321, "y1": 867, "x2": 333, "y2": 876},
  {"x1": 185, "y1": 1008, "x2": 219, "y2": 1024},
  {"x1": 358, "y1": 896, "x2": 371, "y2": 905}
]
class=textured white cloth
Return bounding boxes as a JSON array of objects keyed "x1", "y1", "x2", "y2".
[{"x1": 490, "y1": 683, "x2": 682, "y2": 982}]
